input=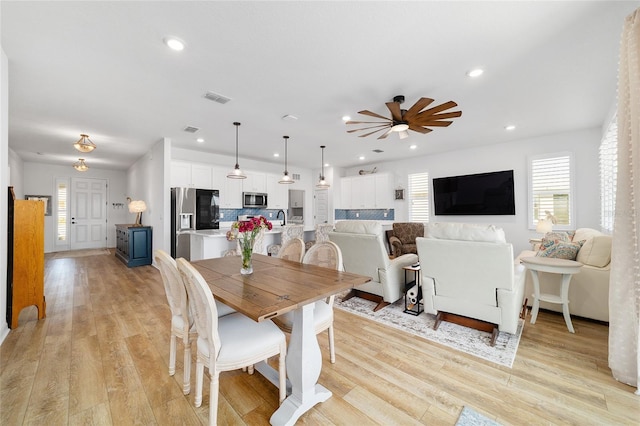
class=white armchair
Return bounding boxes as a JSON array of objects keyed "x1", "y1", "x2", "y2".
[
  {"x1": 329, "y1": 221, "x2": 418, "y2": 311},
  {"x1": 416, "y1": 222, "x2": 525, "y2": 336}
]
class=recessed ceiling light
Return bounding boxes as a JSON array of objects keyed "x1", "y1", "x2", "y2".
[
  {"x1": 324, "y1": 163, "x2": 330, "y2": 167},
  {"x1": 163, "y1": 37, "x2": 185, "y2": 51},
  {"x1": 274, "y1": 153, "x2": 280, "y2": 157},
  {"x1": 342, "y1": 115, "x2": 351, "y2": 122},
  {"x1": 410, "y1": 145, "x2": 417, "y2": 150},
  {"x1": 505, "y1": 125, "x2": 516, "y2": 131},
  {"x1": 359, "y1": 156, "x2": 365, "y2": 160},
  {"x1": 196, "y1": 138, "x2": 204, "y2": 143},
  {"x1": 467, "y1": 68, "x2": 484, "y2": 78}
]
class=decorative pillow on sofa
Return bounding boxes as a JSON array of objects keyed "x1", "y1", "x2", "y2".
[
  {"x1": 536, "y1": 239, "x2": 585, "y2": 260},
  {"x1": 576, "y1": 235, "x2": 612, "y2": 267},
  {"x1": 543, "y1": 231, "x2": 570, "y2": 242}
]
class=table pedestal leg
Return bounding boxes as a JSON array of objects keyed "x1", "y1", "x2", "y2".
[
  {"x1": 270, "y1": 303, "x2": 330, "y2": 426},
  {"x1": 560, "y1": 274, "x2": 575, "y2": 333},
  {"x1": 530, "y1": 270, "x2": 541, "y2": 324}
]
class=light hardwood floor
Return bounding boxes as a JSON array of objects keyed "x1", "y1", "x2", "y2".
[{"x1": 1, "y1": 250, "x2": 638, "y2": 425}]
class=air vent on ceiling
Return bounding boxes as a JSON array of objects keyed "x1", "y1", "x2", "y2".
[
  {"x1": 292, "y1": 173, "x2": 301, "y2": 181},
  {"x1": 183, "y1": 126, "x2": 200, "y2": 133},
  {"x1": 204, "y1": 91, "x2": 232, "y2": 104},
  {"x1": 372, "y1": 149, "x2": 384, "y2": 153}
]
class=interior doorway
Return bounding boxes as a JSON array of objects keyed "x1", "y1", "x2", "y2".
[{"x1": 314, "y1": 189, "x2": 329, "y2": 226}]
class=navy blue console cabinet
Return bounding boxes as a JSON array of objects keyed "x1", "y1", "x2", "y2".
[{"x1": 115, "y1": 224, "x2": 152, "y2": 267}]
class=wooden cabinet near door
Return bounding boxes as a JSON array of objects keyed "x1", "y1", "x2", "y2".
[
  {"x1": 115, "y1": 224, "x2": 153, "y2": 267},
  {"x1": 7, "y1": 187, "x2": 46, "y2": 329}
]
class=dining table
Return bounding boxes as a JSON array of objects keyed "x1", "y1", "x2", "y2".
[{"x1": 191, "y1": 253, "x2": 371, "y2": 426}]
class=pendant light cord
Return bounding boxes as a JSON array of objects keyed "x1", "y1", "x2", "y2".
[{"x1": 234, "y1": 122, "x2": 240, "y2": 168}]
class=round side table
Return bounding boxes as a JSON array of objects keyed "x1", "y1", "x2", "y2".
[{"x1": 520, "y1": 256, "x2": 583, "y2": 333}]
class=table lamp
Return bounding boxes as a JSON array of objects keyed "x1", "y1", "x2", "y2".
[
  {"x1": 128, "y1": 200, "x2": 147, "y2": 226},
  {"x1": 536, "y1": 218, "x2": 553, "y2": 235}
]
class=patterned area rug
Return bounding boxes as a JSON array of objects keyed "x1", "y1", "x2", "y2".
[
  {"x1": 334, "y1": 296, "x2": 523, "y2": 368},
  {"x1": 456, "y1": 406, "x2": 502, "y2": 426},
  {"x1": 49, "y1": 248, "x2": 111, "y2": 259}
]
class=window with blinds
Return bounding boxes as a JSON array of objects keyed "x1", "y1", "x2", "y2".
[
  {"x1": 408, "y1": 172, "x2": 429, "y2": 222},
  {"x1": 529, "y1": 153, "x2": 573, "y2": 229},
  {"x1": 600, "y1": 117, "x2": 617, "y2": 232},
  {"x1": 56, "y1": 180, "x2": 68, "y2": 241}
]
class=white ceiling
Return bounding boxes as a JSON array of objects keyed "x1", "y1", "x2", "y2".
[{"x1": 2, "y1": 1, "x2": 637, "y2": 171}]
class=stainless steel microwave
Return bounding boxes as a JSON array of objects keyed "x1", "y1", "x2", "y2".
[{"x1": 243, "y1": 192, "x2": 268, "y2": 208}]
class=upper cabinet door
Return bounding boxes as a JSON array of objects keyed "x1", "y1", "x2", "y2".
[
  {"x1": 191, "y1": 164, "x2": 213, "y2": 189},
  {"x1": 243, "y1": 172, "x2": 267, "y2": 193},
  {"x1": 171, "y1": 161, "x2": 192, "y2": 188},
  {"x1": 266, "y1": 174, "x2": 289, "y2": 209}
]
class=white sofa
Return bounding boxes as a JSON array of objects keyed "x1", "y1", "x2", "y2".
[
  {"x1": 516, "y1": 228, "x2": 612, "y2": 322},
  {"x1": 329, "y1": 220, "x2": 418, "y2": 311},
  {"x1": 416, "y1": 222, "x2": 526, "y2": 334}
]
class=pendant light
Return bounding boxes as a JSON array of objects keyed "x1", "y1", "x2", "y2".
[
  {"x1": 278, "y1": 135, "x2": 294, "y2": 184},
  {"x1": 316, "y1": 145, "x2": 330, "y2": 189},
  {"x1": 73, "y1": 134, "x2": 96, "y2": 153},
  {"x1": 73, "y1": 158, "x2": 89, "y2": 172},
  {"x1": 227, "y1": 122, "x2": 246, "y2": 179}
]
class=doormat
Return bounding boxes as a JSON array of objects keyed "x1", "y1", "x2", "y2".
[
  {"x1": 334, "y1": 296, "x2": 523, "y2": 368},
  {"x1": 48, "y1": 248, "x2": 111, "y2": 259}
]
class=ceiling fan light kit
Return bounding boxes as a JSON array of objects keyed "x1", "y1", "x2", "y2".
[
  {"x1": 346, "y1": 95, "x2": 462, "y2": 140},
  {"x1": 278, "y1": 135, "x2": 294, "y2": 184},
  {"x1": 227, "y1": 122, "x2": 247, "y2": 179}
]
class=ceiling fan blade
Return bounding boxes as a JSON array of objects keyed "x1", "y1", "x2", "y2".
[
  {"x1": 385, "y1": 102, "x2": 403, "y2": 121},
  {"x1": 347, "y1": 124, "x2": 390, "y2": 133},
  {"x1": 417, "y1": 101, "x2": 459, "y2": 117},
  {"x1": 413, "y1": 111, "x2": 462, "y2": 122},
  {"x1": 408, "y1": 124, "x2": 432, "y2": 134},
  {"x1": 359, "y1": 127, "x2": 391, "y2": 138},
  {"x1": 346, "y1": 120, "x2": 389, "y2": 124},
  {"x1": 413, "y1": 120, "x2": 454, "y2": 127},
  {"x1": 358, "y1": 110, "x2": 392, "y2": 121},
  {"x1": 403, "y1": 97, "x2": 435, "y2": 121},
  {"x1": 378, "y1": 128, "x2": 393, "y2": 139}
]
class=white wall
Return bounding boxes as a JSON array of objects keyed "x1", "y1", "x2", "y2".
[
  {"x1": 22, "y1": 162, "x2": 129, "y2": 252},
  {"x1": 127, "y1": 138, "x2": 170, "y2": 259},
  {"x1": 1, "y1": 48, "x2": 10, "y2": 343},
  {"x1": 336, "y1": 127, "x2": 602, "y2": 255},
  {"x1": 8, "y1": 149, "x2": 23, "y2": 197}
]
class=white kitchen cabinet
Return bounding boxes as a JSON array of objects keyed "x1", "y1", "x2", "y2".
[
  {"x1": 289, "y1": 188, "x2": 304, "y2": 207},
  {"x1": 243, "y1": 171, "x2": 266, "y2": 193},
  {"x1": 340, "y1": 177, "x2": 352, "y2": 209},
  {"x1": 171, "y1": 161, "x2": 192, "y2": 188},
  {"x1": 374, "y1": 173, "x2": 394, "y2": 208},
  {"x1": 191, "y1": 164, "x2": 213, "y2": 189},
  {"x1": 214, "y1": 168, "x2": 243, "y2": 209},
  {"x1": 340, "y1": 173, "x2": 393, "y2": 209},
  {"x1": 266, "y1": 174, "x2": 289, "y2": 209}
]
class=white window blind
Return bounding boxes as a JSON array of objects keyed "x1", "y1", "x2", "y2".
[
  {"x1": 600, "y1": 117, "x2": 617, "y2": 232},
  {"x1": 408, "y1": 172, "x2": 429, "y2": 222},
  {"x1": 530, "y1": 154, "x2": 573, "y2": 228},
  {"x1": 57, "y1": 181, "x2": 67, "y2": 241}
]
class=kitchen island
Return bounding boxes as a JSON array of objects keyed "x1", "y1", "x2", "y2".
[{"x1": 189, "y1": 227, "x2": 286, "y2": 261}]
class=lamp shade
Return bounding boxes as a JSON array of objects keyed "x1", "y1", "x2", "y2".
[
  {"x1": 536, "y1": 219, "x2": 553, "y2": 234},
  {"x1": 128, "y1": 200, "x2": 147, "y2": 213}
]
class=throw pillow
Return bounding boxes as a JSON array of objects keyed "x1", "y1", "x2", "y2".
[
  {"x1": 543, "y1": 231, "x2": 570, "y2": 242},
  {"x1": 536, "y1": 239, "x2": 585, "y2": 260}
]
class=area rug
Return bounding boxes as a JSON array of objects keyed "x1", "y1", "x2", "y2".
[
  {"x1": 49, "y1": 248, "x2": 111, "y2": 259},
  {"x1": 334, "y1": 296, "x2": 523, "y2": 368},
  {"x1": 456, "y1": 406, "x2": 502, "y2": 426}
]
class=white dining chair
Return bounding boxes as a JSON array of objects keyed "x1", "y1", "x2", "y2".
[
  {"x1": 277, "y1": 237, "x2": 305, "y2": 262},
  {"x1": 176, "y1": 258, "x2": 287, "y2": 426},
  {"x1": 273, "y1": 241, "x2": 343, "y2": 363},
  {"x1": 154, "y1": 250, "x2": 235, "y2": 395}
]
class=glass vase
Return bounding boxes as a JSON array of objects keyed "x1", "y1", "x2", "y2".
[{"x1": 239, "y1": 236, "x2": 254, "y2": 275}]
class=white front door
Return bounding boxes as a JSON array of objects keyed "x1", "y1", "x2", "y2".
[
  {"x1": 314, "y1": 189, "x2": 329, "y2": 226},
  {"x1": 70, "y1": 178, "x2": 107, "y2": 250}
]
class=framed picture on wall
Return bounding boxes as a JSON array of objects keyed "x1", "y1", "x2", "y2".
[
  {"x1": 25, "y1": 195, "x2": 52, "y2": 216},
  {"x1": 395, "y1": 189, "x2": 404, "y2": 200}
]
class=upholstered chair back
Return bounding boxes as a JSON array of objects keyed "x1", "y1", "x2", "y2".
[
  {"x1": 155, "y1": 249, "x2": 191, "y2": 328},
  {"x1": 329, "y1": 221, "x2": 387, "y2": 281},
  {"x1": 390, "y1": 222, "x2": 425, "y2": 256},
  {"x1": 303, "y1": 241, "x2": 343, "y2": 271},
  {"x1": 278, "y1": 238, "x2": 305, "y2": 262}
]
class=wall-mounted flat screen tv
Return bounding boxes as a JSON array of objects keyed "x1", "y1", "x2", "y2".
[{"x1": 433, "y1": 170, "x2": 515, "y2": 215}]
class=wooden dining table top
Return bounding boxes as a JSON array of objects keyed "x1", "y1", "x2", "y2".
[{"x1": 191, "y1": 254, "x2": 371, "y2": 322}]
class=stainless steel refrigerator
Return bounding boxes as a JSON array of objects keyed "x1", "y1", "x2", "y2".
[{"x1": 171, "y1": 187, "x2": 196, "y2": 259}]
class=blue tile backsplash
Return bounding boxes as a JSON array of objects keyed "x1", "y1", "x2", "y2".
[
  {"x1": 334, "y1": 209, "x2": 394, "y2": 221},
  {"x1": 220, "y1": 208, "x2": 287, "y2": 222}
]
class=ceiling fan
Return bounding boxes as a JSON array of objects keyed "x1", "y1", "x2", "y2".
[{"x1": 346, "y1": 95, "x2": 462, "y2": 140}]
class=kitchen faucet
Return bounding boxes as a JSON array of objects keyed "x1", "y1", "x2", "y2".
[{"x1": 276, "y1": 209, "x2": 286, "y2": 226}]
